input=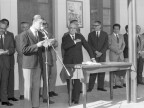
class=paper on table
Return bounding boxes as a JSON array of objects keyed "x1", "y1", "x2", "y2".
[{"x1": 82, "y1": 61, "x2": 101, "y2": 65}]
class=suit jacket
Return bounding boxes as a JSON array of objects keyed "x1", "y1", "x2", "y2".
[
  {"x1": 88, "y1": 30, "x2": 108, "y2": 62},
  {"x1": 15, "y1": 33, "x2": 23, "y2": 64},
  {"x1": 6, "y1": 31, "x2": 15, "y2": 68},
  {"x1": 0, "y1": 34, "x2": 15, "y2": 69},
  {"x1": 123, "y1": 33, "x2": 128, "y2": 58},
  {"x1": 62, "y1": 33, "x2": 94, "y2": 64},
  {"x1": 20, "y1": 29, "x2": 44, "y2": 69},
  {"x1": 41, "y1": 32, "x2": 58, "y2": 66},
  {"x1": 109, "y1": 33, "x2": 125, "y2": 61},
  {"x1": 138, "y1": 34, "x2": 144, "y2": 58}
]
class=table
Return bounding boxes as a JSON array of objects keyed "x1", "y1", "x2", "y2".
[{"x1": 66, "y1": 62, "x2": 132, "y2": 108}]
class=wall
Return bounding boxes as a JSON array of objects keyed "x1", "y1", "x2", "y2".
[
  {"x1": 0, "y1": 0, "x2": 18, "y2": 90},
  {"x1": 115, "y1": 0, "x2": 144, "y2": 34}
]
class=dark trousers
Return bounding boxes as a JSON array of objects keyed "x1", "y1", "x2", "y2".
[
  {"x1": 88, "y1": 56, "x2": 105, "y2": 90},
  {"x1": 67, "y1": 79, "x2": 82, "y2": 102},
  {"x1": 0, "y1": 64, "x2": 10, "y2": 102},
  {"x1": 8, "y1": 55, "x2": 15, "y2": 98},
  {"x1": 88, "y1": 73, "x2": 105, "y2": 90},
  {"x1": 137, "y1": 56, "x2": 144, "y2": 83}
]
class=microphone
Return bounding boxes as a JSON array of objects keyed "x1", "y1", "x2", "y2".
[{"x1": 40, "y1": 29, "x2": 49, "y2": 39}]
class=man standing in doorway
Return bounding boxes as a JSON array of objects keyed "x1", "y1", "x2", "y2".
[
  {"x1": 20, "y1": 15, "x2": 45, "y2": 108},
  {"x1": 15, "y1": 22, "x2": 30, "y2": 100}
]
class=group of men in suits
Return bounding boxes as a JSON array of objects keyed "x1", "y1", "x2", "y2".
[
  {"x1": 123, "y1": 25, "x2": 144, "y2": 85},
  {"x1": 62, "y1": 20, "x2": 144, "y2": 104},
  {"x1": 0, "y1": 19, "x2": 18, "y2": 106}
]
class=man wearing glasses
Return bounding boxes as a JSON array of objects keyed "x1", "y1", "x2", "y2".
[{"x1": 87, "y1": 21, "x2": 108, "y2": 92}]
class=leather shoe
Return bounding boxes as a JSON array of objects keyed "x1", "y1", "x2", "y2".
[
  {"x1": 116, "y1": 85, "x2": 123, "y2": 88},
  {"x1": 87, "y1": 89, "x2": 92, "y2": 92},
  {"x1": 51, "y1": 91, "x2": 58, "y2": 96},
  {"x1": 72, "y1": 99, "x2": 79, "y2": 104},
  {"x1": 20, "y1": 95, "x2": 24, "y2": 100},
  {"x1": 97, "y1": 88, "x2": 107, "y2": 91},
  {"x1": 8, "y1": 97, "x2": 18, "y2": 101},
  {"x1": 43, "y1": 99, "x2": 54, "y2": 104},
  {"x1": 2, "y1": 102, "x2": 13, "y2": 106},
  {"x1": 113, "y1": 86, "x2": 117, "y2": 89},
  {"x1": 123, "y1": 84, "x2": 126, "y2": 87},
  {"x1": 138, "y1": 82, "x2": 144, "y2": 85}
]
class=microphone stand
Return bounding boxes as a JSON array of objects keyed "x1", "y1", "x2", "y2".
[
  {"x1": 44, "y1": 46, "x2": 50, "y2": 108},
  {"x1": 42, "y1": 29, "x2": 71, "y2": 108}
]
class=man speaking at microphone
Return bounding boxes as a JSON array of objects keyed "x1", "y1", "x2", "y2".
[{"x1": 20, "y1": 15, "x2": 53, "y2": 108}]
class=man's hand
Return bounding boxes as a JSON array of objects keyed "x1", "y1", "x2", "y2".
[
  {"x1": 117, "y1": 49, "x2": 123, "y2": 54},
  {"x1": 75, "y1": 39, "x2": 81, "y2": 43},
  {"x1": 91, "y1": 58, "x2": 97, "y2": 63},
  {"x1": 95, "y1": 51, "x2": 102, "y2": 57},
  {"x1": 37, "y1": 41, "x2": 45, "y2": 47}
]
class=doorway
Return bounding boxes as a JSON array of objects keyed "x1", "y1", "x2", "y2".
[{"x1": 17, "y1": 0, "x2": 53, "y2": 34}]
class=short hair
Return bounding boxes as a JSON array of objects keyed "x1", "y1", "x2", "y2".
[
  {"x1": 20, "y1": 22, "x2": 29, "y2": 25},
  {"x1": 32, "y1": 15, "x2": 42, "y2": 22},
  {"x1": 113, "y1": 23, "x2": 121, "y2": 29},
  {"x1": 125, "y1": 25, "x2": 128, "y2": 32},
  {"x1": 1, "y1": 18, "x2": 9, "y2": 26},
  {"x1": 94, "y1": 21, "x2": 102, "y2": 25},
  {"x1": 70, "y1": 20, "x2": 78, "y2": 24}
]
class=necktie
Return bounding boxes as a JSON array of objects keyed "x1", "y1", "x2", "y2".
[
  {"x1": 116, "y1": 34, "x2": 119, "y2": 43},
  {"x1": 137, "y1": 35, "x2": 141, "y2": 47},
  {"x1": 72, "y1": 35, "x2": 75, "y2": 40},
  {"x1": 0, "y1": 35, "x2": 4, "y2": 49}
]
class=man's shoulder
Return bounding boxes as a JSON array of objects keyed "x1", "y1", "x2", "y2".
[
  {"x1": 7, "y1": 31, "x2": 13, "y2": 35},
  {"x1": 62, "y1": 32, "x2": 70, "y2": 39}
]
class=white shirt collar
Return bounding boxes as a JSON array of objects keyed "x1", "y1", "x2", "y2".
[
  {"x1": 70, "y1": 34, "x2": 75, "y2": 39},
  {"x1": 30, "y1": 26, "x2": 38, "y2": 36},
  {"x1": 113, "y1": 33, "x2": 119, "y2": 37},
  {"x1": 0, "y1": 34, "x2": 4, "y2": 38}
]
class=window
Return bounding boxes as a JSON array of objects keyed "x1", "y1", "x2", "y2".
[{"x1": 90, "y1": 0, "x2": 115, "y2": 34}]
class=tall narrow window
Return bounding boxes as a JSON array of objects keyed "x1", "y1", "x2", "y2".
[{"x1": 90, "y1": 0, "x2": 115, "y2": 34}]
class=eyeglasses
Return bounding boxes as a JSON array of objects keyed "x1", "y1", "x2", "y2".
[
  {"x1": 0, "y1": 27, "x2": 6, "y2": 30},
  {"x1": 93, "y1": 25, "x2": 100, "y2": 27}
]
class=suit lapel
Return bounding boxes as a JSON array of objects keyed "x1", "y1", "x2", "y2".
[{"x1": 27, "y1": 30, "x2": 38, "y2": 43}]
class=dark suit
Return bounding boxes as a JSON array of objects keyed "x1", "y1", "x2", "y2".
[
  {"x1": 123, "y1": 33, "x2": 128, "y2": 59},
  {"x1": 88, "y1": 30, "x2": 108, "y2": 90},
  {"x1": 20, "y1": 29, "x2": 43, "y2": 108},
  {"x1": 41, "y1": 32, "x2": 58, "y2": 99},
  {"x1": 0, "y1": 34, "x2": 15, "y2": 102},
  {"x1": 62, "y1": 33, "x2": 94, "y2": 102},
  {"x1": 6, "y1": 31, "x2": 15, "y2": 99},
  {"x1": 137, "y1": 34, "x2": 144, "y2": 83}
]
